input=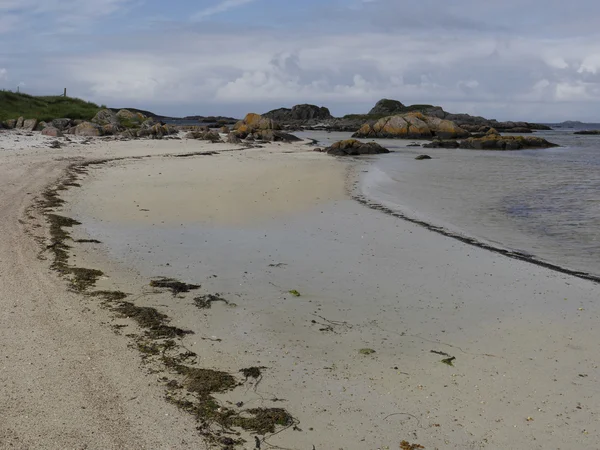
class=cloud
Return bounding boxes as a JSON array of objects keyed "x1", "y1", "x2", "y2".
[
  {"x1": 192, "y1": 0, "x2": 257, "y2": 21},
  {"x1": 0, "y1": 68, "x2": 7, "y2": 81},
  {"x1": 3, "y1": 0, "x2": 600, "y2": 121}
]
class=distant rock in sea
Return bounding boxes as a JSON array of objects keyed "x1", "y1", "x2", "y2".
[
  {"x1": 352, "y1": 112, "x2": 469, "y2": 140},
  {"x1": 574, "y1": 130, "x2": 600, "y2": 135},
  {"x1": 264, "y1": 104, "x2": 332, "y2": 122},
  {"x1": 325, "y1": 139, "x2": 390, "y2": 156},
  {"x1": 368, "y1": 99, "x2": 406, "y2": 116}
]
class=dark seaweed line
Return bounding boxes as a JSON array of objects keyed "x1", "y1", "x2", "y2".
[{"x1": 353, "y1": 193, "x2": 600, "y2": 284}]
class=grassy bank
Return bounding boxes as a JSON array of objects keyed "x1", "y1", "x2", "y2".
[{"x1": 0, "y1": 91, "x2": 101, "y2": 122}]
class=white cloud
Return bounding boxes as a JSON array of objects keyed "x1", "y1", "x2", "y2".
[
  {"x1": 0, "y1": 68, "x2": 7, "y2": 81},
  {"x1": 192, "y1": 0, "x2": 257, "y2": 21}
]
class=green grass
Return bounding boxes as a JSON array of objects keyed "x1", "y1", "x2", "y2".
[{"x1": 0, "y1": 91, "x2": 101, "y2": 122}]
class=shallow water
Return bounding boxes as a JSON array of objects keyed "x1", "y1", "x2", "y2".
[{"x1": 345, "y1": 129, "x2": 600, "y2": 276}]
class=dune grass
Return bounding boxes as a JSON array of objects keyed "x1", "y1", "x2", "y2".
[{"x1": 0, "y1": 90, "x2": 101, "y2": 122}]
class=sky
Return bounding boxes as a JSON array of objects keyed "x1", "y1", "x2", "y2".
[{"x1": 1, "y1": 0, "x2": 600, "y2": 121}]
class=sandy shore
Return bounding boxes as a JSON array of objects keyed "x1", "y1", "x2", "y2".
[{"x1": 2, "y1": 128, "x2": 600, "y2": 449}]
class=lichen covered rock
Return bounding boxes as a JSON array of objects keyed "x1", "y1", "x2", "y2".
[
  {"x1": 353, "y1": 112, "x2": 469, "y2": 140},
  {"x1": 325, "y1": 139, "x2": 390, "y2": 156}
]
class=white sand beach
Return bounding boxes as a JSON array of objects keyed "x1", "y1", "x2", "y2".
[{"x1": 1, "y1": 128, "x2": 599, "y2": 449}]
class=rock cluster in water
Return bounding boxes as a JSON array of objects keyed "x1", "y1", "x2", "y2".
[{"x1": 352, "y1": 112, "x2": 470, "y2": 140}]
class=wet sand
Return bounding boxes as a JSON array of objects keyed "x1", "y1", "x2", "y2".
[{"x1": 55, "y1": 136, "x2": 600, "y2": 449}]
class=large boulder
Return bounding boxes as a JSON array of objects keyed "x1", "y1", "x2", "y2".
[
  {"x1": 353, "y1": 112, "x2": 469, "y2": 140},
  {"x1": 16, "y1": 117, "x2": 24, "y2": 128},
  {"x1": 22, "y1": 119, "x2": 38, "y2": 131},
  {"x1": 116, "y1": 109, "x2": 145, "y2": 127},
  {"x1": 325, "y1": 139, "x2": 390, "y2": 156},
  {"x1": 459, "y1": 135, "x2": 559, "y2": 150},
  {"x1": 227, "y1": 133, "x2": 242, "y2": 144},
  {"x1": 92, "y1": 109, "x2": 119, "y2": 126},
  {"x1": 69, "y1": 122, "x2": 103, "y2": 137},
  {"x1": 3, "y1": 119, "x2": 17, "y2": 129},
  {"x1": 368, "y1": 99, "x2": 406, "y2": 116},
  {"x1": 42, "y1": 127, "x2": 64, "y2": 137},
  {"x1": 51, "y1": 118, "x2": 72, "y2": 130}
]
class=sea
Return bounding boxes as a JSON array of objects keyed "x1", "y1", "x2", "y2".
[{"x1": 296, "y1": 125, "x2": 600, "y2": 278}]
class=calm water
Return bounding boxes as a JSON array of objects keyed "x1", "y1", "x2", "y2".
[{"x1": 305, "y1": 129, "x2": 600, "y2": 277}]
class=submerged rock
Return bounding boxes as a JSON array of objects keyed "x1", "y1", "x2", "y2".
[
  {"x1": 325, "y1": 139, "x2": 390, "y2": 156},
  {"x1": 353, "y1": 112, "x2": 469, "y2": 140},
  {"x1": 574, "y1": 130, "x2": 600, "y2": 135},
  {"x1": 423, "y1": 140, "x2": 460, "y2": 149},
  {"x1": 415, "y1": 154, "x2": 432, "y2": 160}
]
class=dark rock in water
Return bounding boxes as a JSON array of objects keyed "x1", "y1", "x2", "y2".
[
  {"x1": 325, "y1": 139, "x2": 390, "y2": 156},
  {"x1": 574, "y1": 130, "x2": 600, "y2": 135},
  {"x1": 506, "y1": 127, "x2": 532, "y2": 134},
  {"x1": 407, "y1": 143, "x2": 421, "y2": 147},
  {"x1": 459, "y1": 135, "x2": 559, "y2": 150},
  {"x1": 353, "y1": 112, "x2": 469, "y2": 140},
  {"x1": 423, "y1": 140, "x2": 460, "y2": 149},
  {"x1": 369, "y1": 99, "x2": 406, "y2": 116},
  {"x1": 415, "y1": 154, "x2": 432, "y2": 160}
]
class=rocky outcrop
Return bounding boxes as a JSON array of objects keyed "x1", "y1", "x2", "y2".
[
  {"x1": 459, "y1": 135, "x2": 559, "y2": 150},
  {"x1": 136, "y1": 123, "x2": 177, "y2": 139},
  {"x1": 232, "y1": 113, "x2": 301, "y2": 142},
  {"x1": 116, "y1": 109, "x2": 145, "y2": 126},
  {"x1": 353, "y1": 112, "x2": 469, "y2": 140},
  {"x1": 264, "y1": 104, "x2": 333, "y2": 122},
  {"x1": 185, "y1": 129, "x2": 223, "y2": 142},
  {"x1": 325, "y1": 139, "x2": 390, "y2": 156},
  {"x1": 368, "y1": 99, "x2": 405, "y2": 116}
]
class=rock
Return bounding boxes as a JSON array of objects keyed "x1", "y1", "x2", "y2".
[
  {"x1": 353, "y1": 112, "x2": 469, "y2": 140},
  {"x1": 423, "y1": 140, "x2": 460, "y2": 149},
  {"x1": 506, "y1": 127, "x2": 532, "y2": 134},
  {"x1": 36, "y1": 121, "x2": 48, "y2": 131},
  {"x1": 313, "y1": 147, "x2": 323, "y2": 152},
  {"x1": 574, "y1": 130, "x2": 600, "y2": 135},
  {"x1": 102, "y1": 123, "x2": 121, "y2": 135},
  {"x1": 459, "y1": 135, "x2": 559, "y2": 150},
  {"x1": 368, "y1": 99, "x2": 406, "y2": 116},
  {"x1": 48, "y1": 140, "x2": 62, "y2": 149},
  {"x1": 325, "y1": 139, "x2": 390, "y2": 156},
  {"x1": 415, "y1": 154, "x2": 432, "y2": 160},
  {"x1": 486, "y1": 127, "x2": 499, "y2": 136},
  {"x1": 116, "y1": 109, "x2": 145, "y2": 126},
  {"x1": 264, "y1": 104, "x2": 333, "y2": 122},
  {"x1": 22, "y1": 119, "x2": 38, "y2": 131},
  {"x1": 220, "y1": 126, "x2": 230, "y2": 134},
  {"x1": 137, "y1": 123, "x2": 174, "y2": 139},
  {"x1": 185, "y1": 130, "x2": 222, "y2": 142},
  {"x1": 232, "y1": 113, "x2": 300, "y2": 142},
  {"x1": 4, "y1": 119, "x2": 17, "y2": 129},
  {"x1": 69, "y1": 122, "x2": 103, "y2": 137},
  {"x1": 92, "y1": 109, "x2": 119, "y2": 126},
  {"x1": 16, "y1": 117, "x2": 24, "y2": 128},
  {"x1": 226, "y1": 133, "x2": 242, "y2": 144},
  {"x1": 51, "y1": 118, "x2": 72, "y2": 130},
  {"x1": 42, "y1": 127, "x2": 64, "y2": 137}
]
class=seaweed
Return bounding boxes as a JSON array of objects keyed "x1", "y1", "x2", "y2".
[
  {"x1": 240, "y1": 367, "x2": 264, "y2": 379},
  {"x1": 112, "y1": 301, "x2": 194, "y2": 339},
  {"x1": 194, "y1": 294, "x2": 229, "y2": 309},
  {"x1": 88, "y1": 290, "x2": 128, "y2": 301},
  {"x1": 400, "y1": 441, "x2": 425, "y2": 450},
  {"x1": 150, "y1": 278, "x2": 201, "y2": 296}
]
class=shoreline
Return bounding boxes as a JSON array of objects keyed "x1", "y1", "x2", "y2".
[{"x1": 3, "y1": 130, "x2": 600, "y2": 449}]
